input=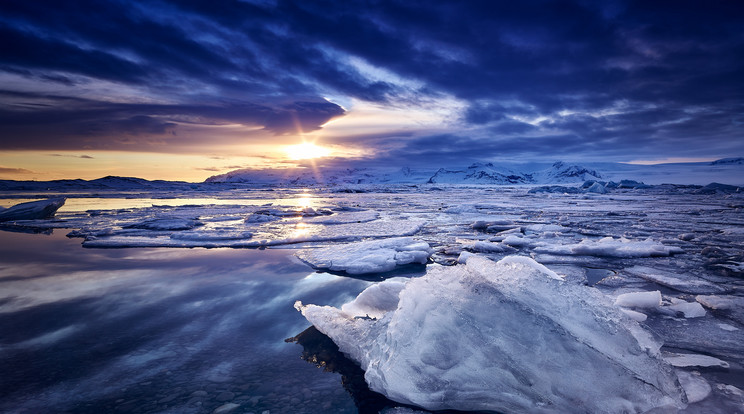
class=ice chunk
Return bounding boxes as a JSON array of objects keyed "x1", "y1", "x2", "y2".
[
  {"x1": 664, "y1": 352, "x2": 730, "y2": 368},
  {"x1": 717, "y1": 323, "x2": 739, "y2": 331},
  {"x1": 456, "y1": 251, "x2": 473, "y2": 264},
  {"x1": 668, "y1": 300, "x2": 706, "y2": 318},
  {"x1": 463, "y1": 240, "x2": 515, "y2": 254},
  {"x1": 615, "y1": 290, "x2": 662, "y2": 308},
  {"x1": 535, "y1": 237, "x2": 683, "y2": 257},
  {"x1": 620, "y1": 308, "x2": 648, "y2": 322},
  {"x1": 696, "y1": 295, "x2": 744, "y2": 310},
  {"x1": 170, "y1": 230, "x2": 252, "y2": 241},
  {"x1": 339, "y1": 279, "x2": 407, "y2": 319},
  {"x1": 676, "y1": 371, "x2": 711, "y2": 403},
  {"x1": 500, "y1": 234, "x2": 535, "y2": 247},
  {"x1": 124, "y1": 217, "x2": 202, "y2": 231},
  {"x1": 0, "y1": 198, "x2": 65, "y2": 221},
  {"x1": 523, "y1": 223, "x2": 569, "y2": 234},
  {"x1": 624, "y1": 266, "x2": 725, "y2": 294},
  {"x1": 296, "y1": 237, "x2": 432, "y2": 275},
  {"x1": 585, "y1": 181, "x2": 607, "y2": 193},
  {"x1": 297, "y1": 255, "x2": 686, "y2": 413}
]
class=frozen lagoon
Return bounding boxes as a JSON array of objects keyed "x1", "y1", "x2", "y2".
[{"x1": 1, "y1": 184, "x2": 743, "y2": 413}]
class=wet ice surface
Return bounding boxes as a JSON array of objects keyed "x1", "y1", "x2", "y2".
[{"x1": 1, "y1": 184, "x2": 744, "y2": 412}]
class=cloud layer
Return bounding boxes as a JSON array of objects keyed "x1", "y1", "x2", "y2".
[{"x1": 0, "y1": 0, "x2": 742, "y2": 165}]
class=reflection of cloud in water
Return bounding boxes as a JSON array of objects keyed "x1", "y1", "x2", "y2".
[{"x1": 0, "y1": 231, "x2": 365, "y2": 413}]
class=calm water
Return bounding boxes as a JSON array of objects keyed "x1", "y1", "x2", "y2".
[
  {"x1": 0, "y1": 194, "x2": 329, "y2": 212},
  {"x1": 0, "y1": 231, "x2": 373, "y2": 413}
]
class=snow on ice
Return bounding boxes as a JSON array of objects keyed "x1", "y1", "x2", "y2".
[{"x1": 296, "y1": 255, "x2": 686, "y2": 413}]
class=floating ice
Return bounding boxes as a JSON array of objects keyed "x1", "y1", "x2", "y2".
[
  {"x1": 535, "y1": 237, "x2": 683, "y2": 258},
  {"x1": 668, "y1": 299, "x2": 707, "y2": 318},
  {"x1": 663, "y1": 352, "x2": 730, "y2": 368},
  {"x1": 0, "y1": 198, "x2": 66, "y2": 221},
  {"x1": 676, "y1": 371, "x2": 711, "y2": 403},
  {"x1": 696, "y1": 295, "x2": 744, "y2": 310},
  {"x1": 124, "y1": 217, "x2": 202, "y2": 231},
  {"x1": 717, "y1": 323, "x2": 739, "y2": 331},
  {"x1": 620, "y1": 308, "x2": 648, "y2": 322},
  {"x1": 614, "y1": 290, "x2": 662, "y2": 309},
  {"x1": 296, "y1": 255, "x2": 686, "y2": 413},
  {"x1": 463, "y1": 240, "x2": 515, "y2": 254},
  {"x1": 624, "y1": 266, "x2": 725, "y2": 294},
  {"x1": 296, "y1": 237, "x2": 432, "y2": 275},
  {"x1": 170, "y1": 230, "x2": 253, "y2": 241}
]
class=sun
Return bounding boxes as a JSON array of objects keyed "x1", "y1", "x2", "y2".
[{"x1": 283, "y1": 142, "x2": 331, "y2": 160}]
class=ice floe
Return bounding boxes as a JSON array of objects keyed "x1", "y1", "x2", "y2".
[
  {"x1": 534, "y1": 237, "x2": 684, "y2": 257},
  {"x1": 0, "y1": 198, "x2": 66, "y2": 222},
  {"x1": 676, "y1": 371, "x2": 712, "y2": 403},
  {"x1": 614, "y1": 290, "x2": 662, "y2": 308},
  {"x1": 296, "y1": 255, "x2": 686, "y2": 413},
  {"x1": 624, "y1": 265, "x2": 725, "y2": 294},
  {"x1": 296, "y1": 237, "x2": 432, "y2": 275},
  {"x1": 663, "y1": 352, "x2": 730, "y2": 368},
  {"x1": 667, "y1": 299, "x2": 707, "y2": 318}
]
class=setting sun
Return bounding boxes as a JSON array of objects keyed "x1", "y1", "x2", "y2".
[{"x1": 283, "y1": 142, "x2": 331, "y2": 160}]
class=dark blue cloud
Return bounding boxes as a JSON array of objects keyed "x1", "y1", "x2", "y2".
[{"x1": 0, "y1": 0, "x2": 741, "y2": 162}]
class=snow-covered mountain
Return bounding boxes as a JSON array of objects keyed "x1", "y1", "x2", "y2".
[
  {"x1": 427, "y1": 163, "x2": 530, "y2": 184},
  {"x1": 2, "y1": 158, "x2": 742, "y2": 191},
  {"x1": 206, "y1": 161, "x2": 605, "y2": 186},
  {"x1": 0, "y1": 176, "x2": 194, "y2": 192},
  {"x1": 710, "y1": 157, "x2": 744, "y2": 165},
  {"x1": 204, "y1": 167, "x2": 420, "y2": 186},
  {"x1": 531, "y1": 162, "x2": 603, "y2": 183}
]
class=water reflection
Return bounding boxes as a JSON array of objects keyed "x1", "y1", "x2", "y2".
[
  {"x1": 0, "y1": 231, "x2": 370, "y2": 413},
  {"x1": 0, "y1": 196, "x2": 328, "y2": 214},
  {"x1": 286, "y1": 326, "x2": 393, "y2": 414}
]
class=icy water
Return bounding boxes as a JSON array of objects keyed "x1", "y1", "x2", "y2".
[
  {"x1": 2, "y1": 185, "x2": 744, "y2": 413},
  {"x1": 0, "y1": 231, "x2": 381, "y2": 414}
]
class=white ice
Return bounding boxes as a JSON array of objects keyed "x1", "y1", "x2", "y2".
[
  {"x1": 663, "y1": 352, "x2": 730, "y2": 368},
  {"x1": 0, "y1": 197, "x2": 66, "y2": 221},
  {"x1": 676, "y1": 371, "x2": 712, "y2": 403},
  {"x1": 667, "y1": 299, "x2": 707, "y2": 318},
  {"x1": 296, "y1": 255, "x2": 686, "y2": 413},
  {"x1": 535, "y1": 237, "x2": 684, "y2": 258},
  {"x1": 614, "y1": 290, "x2": 662, "y2": 308},
  {"x1": 696, "y1": 295, "x2": 744, "y2": 310},
  {"x1": 296, "y1": 237, "x2": 432, "y2": 275}
]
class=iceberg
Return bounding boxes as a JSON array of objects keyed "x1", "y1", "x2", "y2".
[
  {"x1": 0, "y1": 198, "x2": 66, "y2": 222},
  {"x1": 296, "y1": 255, "x2": 687, "y2": 413},
  {"x1": 296, "y1": 237, "x2": 432, "y2": 275}
]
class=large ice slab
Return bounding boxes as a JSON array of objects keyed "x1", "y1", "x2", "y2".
[
  {"x1": 0, "y1": 198, "x2": 65, "y2": 222},
  {"x1": 534, "y1": 237, "x2": 684, "y2": 258},
  {"x1": 296, "y1": 255, "x2": 686, "y2": 413},
  {"x1": 296, "y1": 237, "x2": 432, "y2": 275}
]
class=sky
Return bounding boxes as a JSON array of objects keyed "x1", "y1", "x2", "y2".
[{"x1": 0, "y1": 0, "x2": 742, "y2": 181}]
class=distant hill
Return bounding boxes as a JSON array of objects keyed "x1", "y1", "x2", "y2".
[
  {"x1": 1, "y1": 158, "x2": 742, "y2": 191},
  {"x1": 710, "y1": 157, "x2": 744, "y2": 165}
]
